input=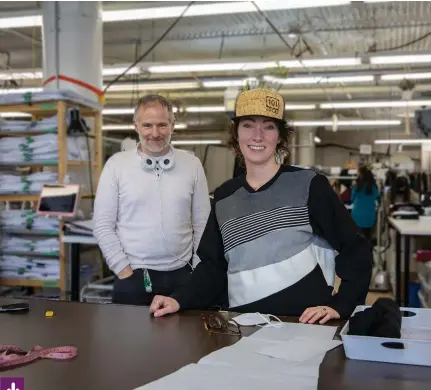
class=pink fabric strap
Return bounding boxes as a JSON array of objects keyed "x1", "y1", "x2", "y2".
[{"x1": 0, "y1": 345, "x2": 78, "y2": 370}]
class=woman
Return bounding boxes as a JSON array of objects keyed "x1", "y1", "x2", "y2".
[
  {"x1": 351, "y1": 166, "x2": 379, "y2": 242},
  {"x1": 150, "y1": 88, "x2": 372, "y2": 324}
]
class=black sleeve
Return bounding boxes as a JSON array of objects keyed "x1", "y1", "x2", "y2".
[
  {"x1": 171, "y1": 194, "x2": 228, "y2": 310},
  {"x1": 308, "y1": 174, "x2": 373, "y2": 319}
]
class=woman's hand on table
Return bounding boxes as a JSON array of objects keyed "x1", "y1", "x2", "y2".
[
  {"x1": 299, "y1": 306, "x2": 340, "y2": 324},
  {"x1": 150, "y1": 296, "x2": 180, "y2": 317}
]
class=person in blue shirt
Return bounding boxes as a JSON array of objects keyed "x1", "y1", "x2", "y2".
[{"x1": 351, "y1": 166, "x2": 379, "y2": 242}]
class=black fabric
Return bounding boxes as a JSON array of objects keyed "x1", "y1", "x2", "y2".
[
  {"x1": 112, "y1": 265, "x2": 192, "y2": 306},
  {"x1": 347, "y1": 298, "x2": 402, "y2": 339}
]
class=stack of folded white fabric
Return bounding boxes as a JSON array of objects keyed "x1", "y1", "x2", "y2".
[
  {"x1": 1, "y1": 236, "x2": 59, "y2": 253},
  {"x1": 0, "y1": 171, "x2": 57, "y2": 194},
  {"x1": 0, "y1": 209, "x2": 60, "y2": 232},
  {"x1": 0, "y1": 133, "x2": 90, "y2": 164},
  {"x1": 0, "y1": 133, "x2": 59, "y2": 163},
  {"x1": 0, "y1": 115, "x2": 58, "y2": 134},
  {"x1": 0, "y1": 255, "x2": 59, "y2": 281}
]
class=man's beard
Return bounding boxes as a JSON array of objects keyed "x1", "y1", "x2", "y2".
[{"x1": 139, "y1": 132, "x2": 172, "y2": 154}]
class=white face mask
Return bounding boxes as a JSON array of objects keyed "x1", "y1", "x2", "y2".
[{"x1": 232, "y1": 312, "x2": 285, "y2": 328}]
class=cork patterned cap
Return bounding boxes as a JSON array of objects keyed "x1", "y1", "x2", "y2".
[{"x1": 232, "y1": 88, "x2": 286, "y2": 123}]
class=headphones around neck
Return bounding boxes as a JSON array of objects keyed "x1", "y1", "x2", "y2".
[{"x1": 137, "y1": 143, "x2": 175, "y2": 171}]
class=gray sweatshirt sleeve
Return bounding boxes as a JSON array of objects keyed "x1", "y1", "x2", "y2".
[
  {"x1": 93, "y1": 157, "x2": 130, "y2": 275},
  {"x1": 191, "y1": 158, "x2": 211, "y2": 267}
]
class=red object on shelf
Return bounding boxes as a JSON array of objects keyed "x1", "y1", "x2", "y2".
[{"x1": 415, "y1": 250, "x2": 431, "y2": 262}]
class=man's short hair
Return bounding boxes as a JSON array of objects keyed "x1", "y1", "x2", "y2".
[{"x1": 133, "y1": 94, "x2": 175, "y2": 123}]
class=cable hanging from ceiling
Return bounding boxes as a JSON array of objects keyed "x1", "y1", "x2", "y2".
[{"x1": 103, "y1": 1, "x2": 195, "y2": 94}]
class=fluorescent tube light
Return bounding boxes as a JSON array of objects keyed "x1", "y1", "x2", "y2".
[
  {"x1": 320, "y1": 100, "x2": 431, "y2": 109},
  {"x1": 374, "y1": 139, "x2": 431, "y2": 145},
  {"x1": 381, "y1": 72, "x2": 431, "y2": 81},
  {"x1": 202, "y1": 78, "x2": 258, "y2": 88},
  {"x1": 172, "y1": 140, "x2": 222, "y2": 145},
  {"x1": 0, "y1": 112, "x2": 32, "y2": 118},
  {"x1": 103, "y1": 125, "x2": 135, "y2": 130},
  {"x1": 285, "y1": 104, "x2": 316, "y2": 110},
  {"x1": 102, "y1": 1, "x2": 353, "y2": 23},
  {"x1": 0, "y1": 71, "x2": 43, "y2": 80},
  {"x1": 0, "y1": 87, "x2": 43, "y2": 95},
  {"x1": 0, "y1": 15, "x2": 42, "y2": 29},
  {"x1": 185, "y1": 106, "x2": 226, "y2": 113},
  {"x1": 103, "y1": 108, "x2": 135, "y2": 115},
  {"x1": 266, "y1": 75, "x2": 373, "y2": 85},
  {"x1": 279, "y1": 58, "x2": 361, "y2": 68},
  {"x1": 106, "y1": 81, "x2": 200, "y2": 91},
  {"x1": 370, "y1": 54, "x2": 431, "y2": 65},
  {"x1": 314, "y1": 136, "x2": 322, "y2": 143},
  {"x1": 103, "y1": 67, "x2": 140, "y2": 76},
  {"x1": 102, "y1": 123, "x2": 187, "y2": 130},
  {"x1": 148, "y1": 62, "x2": 278, "y2": 74},
  {"x1": 292, "y1": 120, "x2": 401, "y2": 127}
]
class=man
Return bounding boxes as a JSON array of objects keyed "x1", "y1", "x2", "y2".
[{"x1": 93, "y1": 94, "x2": 211, "y2": 305}]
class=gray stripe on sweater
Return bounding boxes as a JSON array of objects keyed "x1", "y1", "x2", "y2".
[{"x1": 225, "y1": 225, "x2": 314, "y2": 273}]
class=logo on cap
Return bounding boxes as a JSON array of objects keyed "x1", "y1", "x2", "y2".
[{"x1": 266, "y1": 96, "x2": 280, "y2": 115}]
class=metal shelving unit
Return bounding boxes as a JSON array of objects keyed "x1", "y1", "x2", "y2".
[{"x1": 0, "y1": 98, "x2": 102, "y2": 298}]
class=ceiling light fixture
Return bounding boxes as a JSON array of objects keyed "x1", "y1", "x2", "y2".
[
  {"x1": 202, "y1": 78, "x2": 258, "y2": 88},
  {"x1": 0, "y1": 87, "x2": 43, "y2": 95},
  {"x1": 279, "y1": 58, "x2": 362, "y2": 68},
  {"x1": 314, "y1": 136, "x2": 322, "y2": 143},
  {"x1": 103, "y1": 108, "x2": 135, "y2": 115},
  {"x1": 320, "y1": 100, "x2": 431, "y2": 109},
  {"x1": 374, "y1": 139, "x2": 431, "y2": 145},
  {"x1": 106, "y1": 81, "x2": 200, "y2": 91},
  {"x1": 148, "y1": 62, "x2": 278, "y2": 74},
  {"x1": 285, "y1": 104, "x2": 316, "y2": 110},
  {"x1": 103, "y1": 67, "x2": 141, "y2": 76},
  {"x1": 370, "y1": 54, "x2": 431, "y2": 65},
  {"x1": 292, "y1": 120, "x2": 401, "y2": 126},
  {"x1": 381, "y1": 72, "x2": 431, "y2": 81},
  {"x1": 0, "y1": 71, "x2": 43, "y2": 80},
  {"x1": 102, "y1": 123, "x2": 187, "y2": 130},
  {"x1": 171, "y1": 140, "x2": 222, "y2": 145},
  {"x1": 0, "y1": 15, "x2": 42, "y2": 29},
  {"x1": 265, "y1": 75, "x2": 373, "y2": 85},
  {"x1": 185, "y1": 106, "x2": 226, "y2": 113}
]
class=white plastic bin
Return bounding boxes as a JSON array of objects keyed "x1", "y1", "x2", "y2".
[{"x1": 340, "y1": 305, "x2": 431, "y2": 366}]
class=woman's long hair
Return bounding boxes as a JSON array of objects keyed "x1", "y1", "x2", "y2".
[
  {"x1": 356, "y1": 166, "x2": 376, "y2": 195},
  {"x1": 390, "y1": 175, "x2": 410, "y2": 204}
]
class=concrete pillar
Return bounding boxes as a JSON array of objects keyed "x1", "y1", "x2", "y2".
[
  {"x1": 41, "y1": 1, "x2": 103, "y2": 103},
  {"x1": 422, "y1": 143, "x2": 431, "y2": 172},
  {"x1": 297, "y1": 127, "x2": 316, "y2": 167}
]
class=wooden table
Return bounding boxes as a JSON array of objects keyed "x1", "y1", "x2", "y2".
[{"x1": 0, "y1": 298, "x2": 430, "y2": 390}]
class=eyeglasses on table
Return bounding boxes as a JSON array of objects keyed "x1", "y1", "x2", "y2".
[{"x1": 201, "y1": 312, "x2": 242, "y2": 337}]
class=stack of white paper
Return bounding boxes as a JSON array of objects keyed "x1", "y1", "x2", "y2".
[{"x1": 135, "y1": 321, "x2": 341, "y2": 390}]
